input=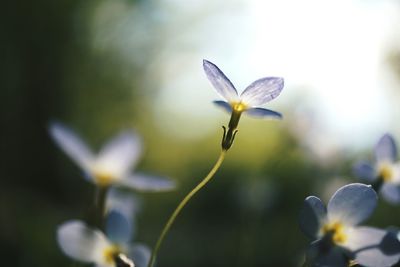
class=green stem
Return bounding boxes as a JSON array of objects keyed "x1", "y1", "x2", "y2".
[
  {"x1": 95, "y1": 186, "x2": 109, "y2": 231},
  {"x1": 147, "y1": 150, "x2": 227, "y2": 267}
]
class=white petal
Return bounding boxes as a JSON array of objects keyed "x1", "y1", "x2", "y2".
[
  {"x1": 203, "y1": 60, "x2": 239, "y2": 103},
  {"x1": 375, "y1": 134, "x2": 397, "y2": 163},
  {"x1": 327, "y1": 183, "x2": 377, "y2": 226},
  {"x1": 240, "y1": 77, "x2": 284, "y2": 107},
  {"x1": 345, "y1": 226, "x2": 400, "y2": 267},
  {"x1": 381, "y1": 182, "x2": 400, "y2": 205},
  {"x1": 95, "y1": 131, "x2": 142, "y2": 178},
  {"x1": 106, "y1": 209, "x2": 133, "y2": 244},
  {"x1": 244, "y1": 108, "x2": 282, "y2": 119},
  {"x1": 299, "y1": 196, "x2": 327, "y2": 239},
  {"x1": 119, "y1": 173, "x2": 176, "y2": 192},
  {"x1": 106, "y1": 188, "x2": 140, "y2": 222},
  {"x1": 57, "y1": 220, "x2": 111, "y2": 264},
  {"x1": 49, "y1": 122, "x2": 94, "y2": 172},
  {"x1": 213, "y1": 100, "x2": 232, "y2": 113},
  {"x1": 128, "y1": 243, "x2": 151, "y2": 267}
]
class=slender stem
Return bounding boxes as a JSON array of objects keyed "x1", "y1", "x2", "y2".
[
  {"x1": 95, "y1": 185, "x2": 109, "y2": 231},
  {"x1": 147, "y1": 150, "x2": 227, "y2": 267}
]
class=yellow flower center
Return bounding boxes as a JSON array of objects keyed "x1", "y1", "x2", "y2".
[
  {"x1": 348, "y1": 260, "x2": 358, "y2": 266},
  {"x1": 322, "y1": 221, "x2": 347, "y2": 244},
  {"x1": 103, "y1": 245, "x2": 121, "y2": 264},
  {"x1": 378, "y1": 163, "x2": 394, "y2": 182},
  {"x1": 93, "y1": 171, "x2": 116, "y2": 187},
  {"x1": 231, "y1": 102, "x2": 247, "y2": 113}
]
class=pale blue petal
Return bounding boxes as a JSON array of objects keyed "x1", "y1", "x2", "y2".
[
  {"x1": 106, "y1": 188, "x2": 140, "y2": 224},
  {"x1": 57, "y1": 220, "x2": 110, "y2": 263},
  {"x1": 213, "y1": 100, "x2": 232, "y2": 113},
  {"x1": 244, "y1": 108, "x2": 282, "y2": 119},
  {"x1": 305, "y1": 240, "x2": 349, "y2": 267},
  {"x1": 299, "y1": 196, "x2": 327, "y2": 239},
  {"x1": 327, "y1": 183, "x2": 377, "y2": 226},
  {"x1": 49, "y1": 122, "x2": 94, "y2": 172},
  {"x1": 375, "y1": 134, "x2": 397, "y2": 163},
  {"x1": 203, "y1": 60, "x2": 239, "y2": 102},
  {"x1": 105, "y1": 210, "x2": 132, "y2": 244},
  {"x1": 381, "y1": 183, "x2": 400, "y2": 204},
  {"x1": 119, "y1": 173, "x2": 176, "y2": 192},
  {"x1": 346, "y1": 227, "x2": 400, "y2": 267},
  {"x1": 128, "y1": 243, "x2": 151, "y2": 267},
  {"x1": 240, "y1": 77, "x2": 284, "y2": 107},
  {"x1": 96, "y1": 131, "x2": 142, "y2": 177},
  {"x1": 353, "y1": 161, "x2": 377, "y2": 182}
]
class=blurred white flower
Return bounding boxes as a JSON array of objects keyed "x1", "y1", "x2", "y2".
[
  {"x1": 49, "y1": 122, "x2": 175, "y2": 191},
  {"x1": 57, "y1": 220, "x2": 150, "y2": 267},
  {"x1": 354, "y1": 134, "x2": 400, "y2": 204}
]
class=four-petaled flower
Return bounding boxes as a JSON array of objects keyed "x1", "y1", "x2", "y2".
[
  {"x1": 203, "y1": 60, "x2": 284, "y2": 149},
  {"x1": 49, "y1": 122, "x2": 175, "y2": 191},
  {"x1": 299, "y1": 183, "x2": 400, "y2": 267},
  {"x1": 354, "y1": 134, "x2": 400, "y2": 204},
  {"x1": 203, "y1": 59, "x2": 284, "y2": 119}
]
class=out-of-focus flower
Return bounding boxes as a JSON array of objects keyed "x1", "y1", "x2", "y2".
[
  {"x1": 203, "y1": 59, "x2": 284, "y2": 119},
  {"x1": 299, "y1": 183, "x2": 400, "y2": 267},
  {"x1": 49, "y1": 122, "x2": 175, "y2": 191},
  {"x1": 57, "y1": 217, "x2": 150, "y2": 267},
  {"x1": 203, "y1": 60, "x2": 284, "y2": 150},
  {"x1": 354, "y1": 134, "x2": 400, "y2": 204}
]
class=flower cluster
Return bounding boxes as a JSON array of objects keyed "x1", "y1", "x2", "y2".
[
  {"x1": 51, "y1": 123, "x2": 176, "y2": 266},
  {"x1": 51, "y1": 60, "x2": 400, "y2": 267}
]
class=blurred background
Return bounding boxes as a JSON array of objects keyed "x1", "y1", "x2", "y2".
[{"x1": 3, "y1": 0, "x2": 400, "y2": 266}]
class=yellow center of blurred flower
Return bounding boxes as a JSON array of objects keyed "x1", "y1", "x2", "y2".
[
  {"x1": 378, "y1": 163, "x2": 394, "y2": 182},
  {"x1": 93, "y1": 171, "x2": 116, "y2": 187},
  {"x1": 322, "y1": 221, "x2": 347, "y2": 244},
  {"x1": 231, "y1": 102, "x2": 247, "y2": 112},
  {"x1": 103, "y1": 245, "x2": 121, "y2": 264},
  {"x1": 348, "y1": 260, "x2": 358, "y2": 266}
]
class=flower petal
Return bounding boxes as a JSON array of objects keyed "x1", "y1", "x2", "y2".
[
  {"x1": 119, "y1": 173, "x2": 176, "y2": 192},
  {"x1": 244, "y1": 108, "x2": 282, "y2": 119},
  {"x1": 240, "y1": 77, "x2": 284, "y2": 107},
  {"x1": 106, "y1": 209, "x2": 133, "y2": 244},
  {"x1": 353, "y1": 161, "x2": 376, "y2": 182},
  {"x1": 49, "y1": 122, "x2": 94, "y2": 172},
  {"x1": 299, "y1": 196, "x2": 327, "y2": 239},
  {"x1": 57, "y1": 220, "x2": 110, "y2": 264},
  {"x1": 213, "y1": 100, "x2": 232, "y2": 113},
  {"x1": 375, "y1": 134, "x2": 397, "y2": 163},
  {"x1": 128, "y1": 243, "x2": 151, "y2": 267},
  {"x1": 345, "y1": 226, "x2": 400, "y2": 267},
  {"x1": 106, "y1": 188, "x2": 140, "y2": 224},
  {"x1": 203, "y1": 60, "x2": 239, "y2": 102},
  {"x1": 327, "y1": 183, "x2": 377, "y2": 226},
  {"x1": 381, "y1": 183, "x2": 400, "y2": 204},
  {"x1": 95, "y1": 131, "x2": 142, "y2": 178},
  {"x1": 305, "y1": 240, "x2": 349, "y2": 267}
]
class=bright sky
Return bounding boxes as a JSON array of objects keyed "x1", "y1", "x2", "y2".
[
  {"x1": 92, "y1": 0, "x2": 400, "y2": 150},
  {"x1": 150, "y1": 0, "x2": 400, "y2": 150}
]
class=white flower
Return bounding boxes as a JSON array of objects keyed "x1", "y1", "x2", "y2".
[
  {"x1": 354, "y1": 134, "x2": 400, "y2": 204},
  {"x1": 49, "y1": 122, "x2": 175, "y2": 191},
  {"x1": 203, "y1": 59, "x2": 284, "y2": 119},
  {"x1": 300, "y1": 183, "x2": 400, "y2": 267},
  {"x1": 57, "y1": 220, "x2": 150, "y2": 267}
]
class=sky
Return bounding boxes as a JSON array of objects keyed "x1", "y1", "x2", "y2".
[{"x1": 91, "y1": 0, "x2": 400, "y2": 150}]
